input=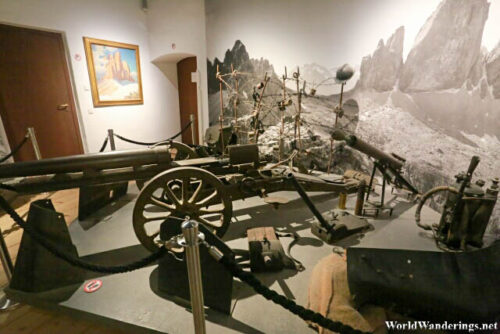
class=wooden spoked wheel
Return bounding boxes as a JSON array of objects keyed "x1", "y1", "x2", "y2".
[{"x1": 133, "y1": 167, "x2": 232, "y2": 252}]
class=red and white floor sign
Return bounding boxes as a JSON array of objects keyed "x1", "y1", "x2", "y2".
[{"x1": 83, "y1": 279, "x2": 102, "y2": 293}]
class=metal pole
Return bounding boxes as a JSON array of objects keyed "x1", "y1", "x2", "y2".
[
  {"x1": 327, "y1": 138, "x2": 333, "y2": 174},
  {"x1": 253, "y1": 73, "x2": 269, "y2": 143},
  {"x1": 354, "y1": 180, "x2": 366, "y2": 216},
  {"x1": 190, "y1": 114, "x2": 196, "y2": 145},
  {"x1": 182, "y1": 220, "x2": 206, "y2": 334},
  {"x1": 217, "y1": 65, "x2": 225, "y2": 156},
  {"x1": 107, "y1": 129, "x2": 116, "y2": 151},
  {"x1": 365, "y1": 164, "x2": 377, "y2": 203},
  {"x1": 286, "y1": 173, "x2": 331, "y2": 230},
  {"x1": 0, "y1": 230, "x2": 13, "y2": 281},
  {"x1": 294, "y1": 68, "x2": 301, "y2": 152},
  {"x1": 231, "y1": 64, "x2": 240, "y2": 144},
  {"x1": 27, "y1": 127, "x2": 42, "y2": 160},
  {"x1": 338, "y1": 193, "x2": 347, "y2": 210},
  {"x1": 279, "y1": 67, "x2": 287, "y2": 161},
  {"x1": 0, "y1": 226, "x2": 19, "y2": 310},
  {"x1": 380, "y1": 174, "x2": 386, "y2": 207}
]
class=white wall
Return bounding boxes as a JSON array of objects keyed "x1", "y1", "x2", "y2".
[
  {"x1": 0, "y1": 0, "x2": 183, "y2": 152},
  {"x1": 147, "y1": 0, "x2": 209, "y2": 141}
]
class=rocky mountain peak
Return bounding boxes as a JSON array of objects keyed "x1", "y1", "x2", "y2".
[
  {"x1": 357, "y1": 26, "x2": 404, "y2": 91},
  {"x1": 399, "y1": 0, "x2": 489, "y2": 92},
  {"x1": 102, "y1": 51, "x2": 135, "y2": 83},
  {"x1": 224, "y1": 39, "x2": 250, "y2": 69},
  {"x1": 207, "y1": 40, "x2": 255, "y2": 93},
  {"x1": 387, "y1": 26, "x2": 404, "y2": 54},
  {"x1": 486, "y1": 41, "x2": 500, "y2": 99},
  {"x1": 232, "y1": 40, "x2": 245, "y2": 54}
]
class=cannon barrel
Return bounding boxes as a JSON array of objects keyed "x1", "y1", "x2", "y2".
[
  {"x1": 331, "y1": 129, "x2": 403, "y2": 170},
  {"x1": 0, "y1": 146, "x2": 171, "y2": 179}
]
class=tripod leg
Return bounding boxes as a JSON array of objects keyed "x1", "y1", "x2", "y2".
[{"x1": 365, "y1": 165, "x2": 376, "y2": 203}]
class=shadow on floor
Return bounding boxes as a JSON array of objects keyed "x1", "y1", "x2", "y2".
[
  {"x1": 224, "y1": 192, "x2": 337, "y2": 242},
  {"x1": 149, "y1": 267, "x2": 266, "y2": 334},
  {"x1": 77, "y1": 193, "x2": 137, "y2": 231}
]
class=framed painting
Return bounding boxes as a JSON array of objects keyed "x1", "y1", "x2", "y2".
[{"x1": 83, "y1": 37, "x2": 143, "y2": 107}]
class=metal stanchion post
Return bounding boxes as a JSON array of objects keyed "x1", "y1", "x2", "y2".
[
  {"x1": 338, "y1": 193, "x2": 347, "y2": 210},
  {"x1": 182, "y1": 220, "x2": 206, "y2": 334},
  {"x1": 27, "y1": 127, "x2": 42, "y2": 160},
  {"x1": 354, "y1": 180, "x2": 366, "y2": 216},
  {"x1": 190, "y1": 114, "x2": 196, "y2": 145},
  {"x1": 0, "y1": 226, "x2": 19, "y2": 311},
  {"x1": 108, "y1": 129, "x2": 116, "y2": 151}
]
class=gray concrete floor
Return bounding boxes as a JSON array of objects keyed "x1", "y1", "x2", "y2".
[{"x1": 8, "y1": 184, "x2": 443, "y2": 333}]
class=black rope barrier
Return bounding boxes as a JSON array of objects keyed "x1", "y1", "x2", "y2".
[
  {"x1": 0, "y1": 135, "x2": 29, "y2": 163},
  {"x1": 113, "y1": 133, "x2": 160, "y2": 146},
  {"x1": 0, "y1": 189, "x2": 368, "y2": 333},
  {"x1": 99, "y1": 136, "x2": 109, "y2": 152},
  {"x1": 219, "y1": 255, "x2": 371, "y2": 334},
  {"x1": 114, "y1": 120, "x2": 193, "y2": 146},
  {"x1": 0, "y1": 195, "x2": 166, "y2": 274}
]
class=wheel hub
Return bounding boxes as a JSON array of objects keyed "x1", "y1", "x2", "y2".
[{"x1": 174, "y1": 202, "x2": 198, "y2": 218}]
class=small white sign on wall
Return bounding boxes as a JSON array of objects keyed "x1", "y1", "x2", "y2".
[{"x1": 191, "y1": 72, "x2": 199, "y2": 83}]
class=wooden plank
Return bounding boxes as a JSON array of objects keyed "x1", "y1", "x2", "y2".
[
  {"x1": 247, "y1": 226, "x2": 277, "y2": 241},
  {"x1": 0, "y1": 187, "x2": 133, "y2": 333},
  {"x1": 32, "y1": 314, "x2": 91, "y2": 334},
  {"x1": 1, "y1": 307, "x2": 54, "y2": 333},
  {"x1": 0, "y1": 304, "x2": 32, "y2": 328},
  {"x1": 0, "y1": 188, "x2": 86, "y2": 331}
]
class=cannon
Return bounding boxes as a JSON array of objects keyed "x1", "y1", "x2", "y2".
[
  {"x1": 331, "y1": 129, "x2": 418, "y2": 215},
  {"x1": 0, "y1": 142, "x2": 362, "y2": 251}
]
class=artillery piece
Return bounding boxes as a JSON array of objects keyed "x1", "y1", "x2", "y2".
[
  {"x1": 331, "y1": 129, "x2": 418, "y2": 215},
  {"x1": 0, "y1": 141, "x2": 361, "y2": 252}
]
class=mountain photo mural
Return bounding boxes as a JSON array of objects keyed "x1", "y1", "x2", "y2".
[{"x1": 205, "y1": 0, "x2": 500, "y2": 237}]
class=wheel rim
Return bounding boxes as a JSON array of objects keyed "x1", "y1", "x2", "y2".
[
  {"x1": 169, "y1": 141, "x2": 198, "y2": 160},
  {"x1": 135, "y1": 141, "x2": 198, "y2": 190},
  {"x1": 133, "y1": 167, "x2": 232, "y2": 252}
]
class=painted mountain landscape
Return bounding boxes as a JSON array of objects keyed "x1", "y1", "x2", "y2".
[
  {"x1": 207, "y1": 0, "x2": 500, "y2": 237},
  {"x1": 92, "y1": 45, "x2": 140, "y2": 101}
]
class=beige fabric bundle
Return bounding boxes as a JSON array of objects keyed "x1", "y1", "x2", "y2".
[{"x1": 307, "y1": 253, "x2": 386, "y2": 334}]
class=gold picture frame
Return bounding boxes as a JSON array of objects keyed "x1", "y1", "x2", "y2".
[{"x1": 83, "y1": 37, "x2": 143, "y2": 107}]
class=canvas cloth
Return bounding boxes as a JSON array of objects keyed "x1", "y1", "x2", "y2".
[{"x1": 307, "y1": 253, "x2": 387, "y2": 334}]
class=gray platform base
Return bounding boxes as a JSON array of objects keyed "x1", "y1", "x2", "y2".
[{"x1": 5, "y1": 185, "x2": 438, "y2": 333}]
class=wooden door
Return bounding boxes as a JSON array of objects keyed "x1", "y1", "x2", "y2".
[
  {"x1": 0, "y1": 24, "x2": 83, "y2": 161},
  {"x1": 177, "y1": 57, "x2": 199, "y2": 144}
]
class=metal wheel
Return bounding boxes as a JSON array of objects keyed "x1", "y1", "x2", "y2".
[
  {"x1": 169, "y1": 141, "x2": 198, "y2": 160},
  {"x1": 135, "y1": 141, "x2": 198, "y2": 190},
  {"x1": 133, "y1": 167, "x2": 232, "y2": 252},
  {"x1": 415, "y1": 186, "x2": 458, "y2": 230}
]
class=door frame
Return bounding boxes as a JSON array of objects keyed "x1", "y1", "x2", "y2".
[
  {"x1": 0, "y1": 22, "x2": 86, "y2": 157},
  {"x1": 177, "y1": 56, "x2": 200, "y2": 145},
  {"x1": 152, "y1": 52, "x2": 202, "y2": 146}
]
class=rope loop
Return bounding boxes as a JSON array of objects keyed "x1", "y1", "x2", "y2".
[
  {"x1": 0, "y1": 135, "x2": 29, "y2": 163},
  {"x1": 0, "y1": 195, "x2": 166, "y2": 274},
  {"x1": 219, "y1": 255, "x2": 371, "y2": 334},
  {"x1": 113, "y1": 121, "x2": 193, "y2": 147},
  {"x1": 99, "y1": 136, "x2": 109, "y2": 152},
  {"x1": 0, "y1": 192, "x2": 370, "y2": 334}
]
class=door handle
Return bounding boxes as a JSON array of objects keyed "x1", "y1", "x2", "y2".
[{"x1": 57, "y1": 103, "x2": 69, "y2": 110}]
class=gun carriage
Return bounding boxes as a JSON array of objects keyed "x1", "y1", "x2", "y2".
[{"x1": 0, "y1": 141, "x2": 359, "y2": 252}]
